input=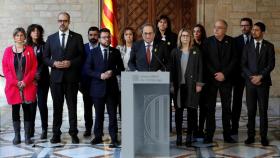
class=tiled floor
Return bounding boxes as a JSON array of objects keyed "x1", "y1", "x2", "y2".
[{"x1": 0, "y1": 79, "x2": 279, "y2": 158}]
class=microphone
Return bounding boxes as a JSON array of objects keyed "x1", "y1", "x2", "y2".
[{"x1": 152, "y1": 45, "x2": 167, "y2": 71}]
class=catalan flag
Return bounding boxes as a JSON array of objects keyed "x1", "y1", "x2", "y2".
[{"x1": 101, "y1": 0, "x2": 118, "y2": 47}]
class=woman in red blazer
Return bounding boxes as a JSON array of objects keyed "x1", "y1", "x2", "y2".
[{"x1": 2, "y1": 27, "x2": 37, "y2": 145}]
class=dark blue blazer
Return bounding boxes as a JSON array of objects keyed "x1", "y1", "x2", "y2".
[
  {"x1": 128, "y1": 40, "x2": 169, "y2": 71},
  {"x1": 85, "y1": 46, "x2": 124, "y2": 98},
  {"x1": 43, "y1": 30, "x2": 84, "y2": 83},
  {"x1": 242, "y1": 40, "x2": 275, "y2": 86},
  {"x1": 80, "y1": 43, "x2": 93, "y2": 93}
]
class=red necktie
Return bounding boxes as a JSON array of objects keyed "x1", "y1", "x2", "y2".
[{"x1": 146, "y1": 45, "x2": 151, "y2": 64}]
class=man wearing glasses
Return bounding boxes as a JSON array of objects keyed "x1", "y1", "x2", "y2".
[
  {"x1": 203, "y1": 20, "x2": 237, "y2": 144},
  {"x1": 43, "y1": 12, "x2": 84, "y2": 144},
  {"x1": 128, "y1": 23, "x2": 169, "y2": 71},
  {"x1": 231, "y1": 18, "x2": 253, "y2": 136}
]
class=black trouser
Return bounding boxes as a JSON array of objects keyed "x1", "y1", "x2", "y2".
[
  {"x1": 50, "y1": 82, "x2": 79, "y2": 136},
  {"x1": 30, "y1": 81, "x2": 49, "y2": 131},
  {"x1": 246, "y1": 85, "x2": 269, "y2": 138},
  {"x1": 197, "y1": 85, "x2": 207, "y2": 133},
  {"x1": 175, "y1": 85, "x2": 198, "y2": 136},
  {"x1": 12, "y1": 103, "x2": 32, "y2": 122},
  {"x1": 82, "y1": 90, "x2": 93, "y2": 132},
  {"x1": 231, "y1": 79, "x2": 245, "y2": 133},
  {"x1": 92, "y1": 94, "x2": 118, "y2": 142},
  {"x1": 206, "y1": 84, "x2": 232, "y2": 139}
]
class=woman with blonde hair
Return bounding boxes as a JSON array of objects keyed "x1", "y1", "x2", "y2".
[{"x1": 170, "y1": 28, "x2": 204, "y2": 147}]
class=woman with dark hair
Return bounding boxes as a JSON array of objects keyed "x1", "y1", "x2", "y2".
[
  {"x1": 2, "y1": 27, "x2": 37, "y2": 145},
  {"x1": 170, "y1": 28, "x2": 203, "y2": 147},
  {"x1": 155, "y1": 15, "x2": 178, "y2": 132},
  {"x1": 155, "y1": 15, "x2": 178, "y2": 53},
  {"x1": 117, "y1": 27, "x2": 136, "y2": 70},
  {"x1": 116, "y1": 27, "x2": 136, "y2": 119},
  {"x1": 26, "y1": 24, "x2": 49, "y2": 139},
  {"x1": 193, "y1": 24, "x2": 208, "y2": 138}
]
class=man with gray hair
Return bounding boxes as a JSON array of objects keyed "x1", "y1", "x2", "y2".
[
  {"x1": 128, "y1": 23, "x2": 169, "y2": 71},
  {"x1": 203, "y1": 19, "x2": 237, "y2": 144}
]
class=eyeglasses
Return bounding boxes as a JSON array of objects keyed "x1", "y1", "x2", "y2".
[{"x1": 58, "y1": 20, "x2": 69, "y2": 23}]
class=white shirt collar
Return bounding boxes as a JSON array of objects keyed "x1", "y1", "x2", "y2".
[
  {"x1": 59, "y1": 29, "x2": 69, "y2": 36},
  {"x1": 144, "y1": 41, "x2": 153, "y2": 47},
  {"x1": 254, "y1": 39, "x2": 263, "y2": 45}
]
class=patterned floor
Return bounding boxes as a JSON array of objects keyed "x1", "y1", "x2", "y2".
[{"x1": 0, "y1": 79, "x2": 279, "y2": 158}]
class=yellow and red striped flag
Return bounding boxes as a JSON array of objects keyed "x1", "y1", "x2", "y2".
[{"x1": 101, "y1": 0, "x2": 118, "y2": 47}]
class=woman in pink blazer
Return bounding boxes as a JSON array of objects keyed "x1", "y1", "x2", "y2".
[{"x1": 2, "y1": 27, "x2": 37, "y2": 145}]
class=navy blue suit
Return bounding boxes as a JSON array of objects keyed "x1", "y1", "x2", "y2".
[
  {"x1": 85, "y1": 45, "x2": 124, "y2": 142},
  {"x1": 80, "y1": 43, "x2": 96, "y2": 132}
]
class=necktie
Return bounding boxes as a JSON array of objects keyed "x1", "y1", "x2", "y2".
[
  {"x1": 104, "y1": 49, "x2": 108, "y2": 65},
  {"x1": 256, "y1": 42, "x2": 260, "y2": 58},
  {"x1": 146, "y1": 44, "x2": 151, "y2": 64},
  {"x1": 62, "y1": 33, "x2": 65, "y2": 48},
  {"x1": 245, "y1": 34, "x2": 249, "y2": 45}
]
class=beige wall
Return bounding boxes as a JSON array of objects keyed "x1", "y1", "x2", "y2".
[
  {"x1": 0, "y1": 0, "x2": 99, "y2": 72},
  {"x1": 197, "y1": 0, "x2": 280, "y2": 96}
]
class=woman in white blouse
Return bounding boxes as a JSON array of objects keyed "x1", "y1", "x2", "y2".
[
  {"x1": 117, "y1": 27, "x2": 136, "y2": 70},
  {"x1": 116, "y1": 27, "x2": 136, "y2": 119}
]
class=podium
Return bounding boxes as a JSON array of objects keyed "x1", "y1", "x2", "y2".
[{"x1": 121, "y1": 72, "x2": 170, "y2": 158}]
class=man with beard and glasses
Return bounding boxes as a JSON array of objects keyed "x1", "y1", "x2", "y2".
[
  {"x1": 43, "y1": 12, "x2": 84, "y2": 144},
  {"x1": 81, "y1": 26, "x2": 100, "y2": 137}
]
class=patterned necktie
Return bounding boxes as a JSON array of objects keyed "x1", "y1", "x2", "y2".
[{"x1": 146, "y1": 44, "x2": 151, "y2": 64}]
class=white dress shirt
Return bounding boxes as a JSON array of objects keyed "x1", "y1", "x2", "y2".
[{"x1": 59, "y1": 29, "x2": 69, "y2": 48}]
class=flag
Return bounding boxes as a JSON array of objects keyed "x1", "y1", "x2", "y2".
[{"x1": 101, "y1": 0, "x2": 118, "y2": 47}]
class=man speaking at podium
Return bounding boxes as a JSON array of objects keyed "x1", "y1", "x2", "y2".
[{"x1": 128, "y1": 24, "x2": 169, "y2": 71}]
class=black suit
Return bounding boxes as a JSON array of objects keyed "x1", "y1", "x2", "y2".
[
  {"x1": 203, "y1": 35, "x2": 237, "y2": 139},
  {"x1": 43, "y1": 30, "x2": 84, "y2": 137},
  {"x1": 85, "y1": 46, "x2": 124, "y2": 142},
  {"x1": 242, "y1": 39, "x2": 275, "y2": 139},
  {"x1": 231, "y1": 34, "x2": 251, "y2": 134},
  {"x1": 128, "y1": 40, "x2": 169, "y2": 71}
]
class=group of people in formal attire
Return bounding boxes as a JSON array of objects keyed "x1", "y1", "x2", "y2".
[{"x1": 2, "y1": 12, "x2": 275, "y2": 148}]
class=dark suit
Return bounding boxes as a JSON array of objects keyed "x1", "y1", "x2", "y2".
[
  {"x1": 80, "y1": 43, "x2": 96, "y2": 132},
  {"x1": 231, "y1": 34, "x2": 251, "y2": 134},
  {"x1": 85, "y1": 45, "x2": 124, "y2": 142},
  {"x1": 128, "y1": 40, "x2": 169, "y2": 71},
  {"x1": 203, "y1": 35, "x2": 237, "y2": 139},
  {"x1": 242, "y1": 39, "x2": 275, "y2": 139},
  {"x1": 43, "y1": 30, "x2": 84, "y2": 137}
]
